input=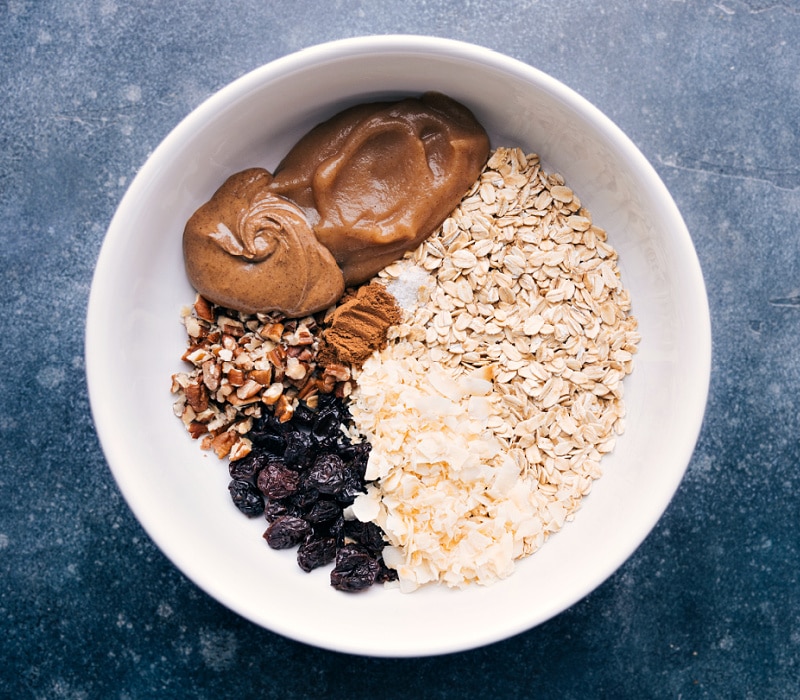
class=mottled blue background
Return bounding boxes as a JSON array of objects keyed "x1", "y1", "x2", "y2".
[{"x1": 2, "y1": 1, "x2": 798, "y2": 698}]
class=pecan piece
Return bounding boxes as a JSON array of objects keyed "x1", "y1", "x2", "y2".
[
  {"x1": 218, "y1": 316, "x2": 245, "y2": 337},
  {"x1": 184, "y1": 381, "x2": 209, "y2": 412},
  {"x1": 201, "y1": 359, "x2": 221, "y2": 391},
  {"x1": 274, "y1": 394, "x2": 294, "y2": 423},
  {"x1": 229, "y1": 436, "x2": 252, "y2": 461},
  {"x1": 250, "y1": 368, "x2": 273, "y2": 386},
  {"x1": 193, "y1": 295, "x2": 216, "y2": 323},
  {"x1": 259, "y1": 322, "x2": 284, "y2": 343},
  {"x1": 227, "y1": 367, "x2": 245, "y2": 387},
  {"x1": 261, "y1": 382, "x2": 284, "y2": 406},
  {"x1": 323, "y1": 363, "x2": 351, "y2": 382},
  {"x1": 236, "y1": 379, "x2": 262, "y2": 401},
  {"x1": 285, "y1": 357, "x2": 308, "y2": 381},
  {"x1": 187, "y1": 422, "x2": 208, "y2": 439},
  {"x1": 209, "y1": 430, "x2": 237, "y2": 459},
  {"x1": 267, "y1": 346, "x2": 287, "y2": 367}
]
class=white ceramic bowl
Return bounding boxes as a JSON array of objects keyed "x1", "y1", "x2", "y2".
[{"x1": 86, "y1": 35, "x2": 711, "y2": 657}]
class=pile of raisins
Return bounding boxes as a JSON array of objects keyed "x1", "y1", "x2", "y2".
[{"x1": 226, "y1": 394, "x2": 397, "y2": 592}]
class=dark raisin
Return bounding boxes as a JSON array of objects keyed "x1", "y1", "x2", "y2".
[
  {"x1": 227, "y1": 371, "x2": 397, "y2": 590},
  {"x1": 307, "y1": 453, "x2": 349, "y2": 495},
  {"x1": 344, "y1": 519, "x2": 387, "y2": 555},
  {"x1": 297, "y1": 536, "x2": 337, "y2": 572},
  {"x1": 250, "y1": 431, "x2": 286, "y2": 455},
  {"x1": 227, "y1": 479, "x2": 264, "y2": 517},
  {"x1": 305, "y1": 499, "x2": 342, "y2": 525},
  {"x1": 249, "y1": 413, "x2": 290, "y2": 451},
  {"x1": 338, "y1": 441, "x2": 371, "y2": 479},
  {"x1": 288, "y1": 483, "x2": 321, "y2": 511},
  {"x1": 228, "y1": 452, "x2": 264, "y2": 481},
  {"x1": 283, "y1": 430, "x2": 313, "y2": 468},
  {"x1": 311, "y1": 407, "x2": 341, "y2": 449},
  {"x1": 328, "y1": 514, "x2": 346, "y2": 544},
  {"x1": 330, "y1": 544, "x2": 380, "y2": 592},
  {"x1": 375, "y1": 557, "x2": 399, "y2": 584},
  {"x1": 333, "y1": 472, "x2": 366, "y2": 506},
  {"x1": 292, "y1": 403, "x2": 315, "y2": 426},
  {"x1": 316, "y1": 392, "x2": 338, "y2": 411},
  {"x1": 263, "y1": 499, "x2": 295, "y2": 523},
  {"x1": 256, "y1": 460, "x2": 301, "y2": 499},
  {"x1": 263, "y1": 515, "x2": 311, "y2": 549}
]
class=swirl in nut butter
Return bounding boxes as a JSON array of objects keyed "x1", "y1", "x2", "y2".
[
  {"x1": 183, "y1": 92, "x2": 489, "y2": 317},
  {"x1": 183, "y1": 168, "x2": 344, "y2": 316}
]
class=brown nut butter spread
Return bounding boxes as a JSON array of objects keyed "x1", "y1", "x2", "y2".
[
  {"x1": 183, "y1": 92, "x2": 489, "y2": 317},
  {"x1": 183, "y1": 168, "x2": 344, "y2": 316}
]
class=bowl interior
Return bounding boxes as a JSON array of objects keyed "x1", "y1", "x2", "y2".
[{"x1": 86, "y1": 36, "x2": 710, "y2": 657}]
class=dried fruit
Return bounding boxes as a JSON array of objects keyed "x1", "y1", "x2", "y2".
[
  {"x1": 283, "y1": 430, "x2": 313, "y2": 468},
  {"x1": 307, "y1": 454, "x2": 349, "y2": 495},
  {"x1": 297, "y1": 536, "x2": 337, "y2": 572},
  {"x1": 305, "y1": 499, "x2": 341, "y2": 525},
  {"x1": 264, "y1": 515, "x2": 311, "y2": 549},
  {"x1": 227, "y1": 479, "x2": 264, "y2": 517},
  {"x1": 330, "y1": 544, "x2": 380, "y2": 592},
  {"x1": 256, "y1": 460, "x2": 301, "y2": 499}
]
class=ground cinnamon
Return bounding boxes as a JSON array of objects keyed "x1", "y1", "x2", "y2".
[{"x1": 318, "y1": 282, "x2": 402, "y2": 367}]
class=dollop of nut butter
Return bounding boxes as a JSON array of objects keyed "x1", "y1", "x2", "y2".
[
  {"x1": 183, "y1": 93, "x2": 489, "y2": 317},
  {"x1": 269, "y1": 92, "x2": 489, "y2": 285},
  {"x1": 183, "y1": 168, "x2": 345, "y2": 316}
]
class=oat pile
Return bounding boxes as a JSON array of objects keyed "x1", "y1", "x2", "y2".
[{"x1": 348, "y1": 147, "x2": 640, "y2": 592}]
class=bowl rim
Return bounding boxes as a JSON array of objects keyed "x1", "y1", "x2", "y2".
[{"x1": 86, "y1": 34, "x2": 712, "y2": 656}]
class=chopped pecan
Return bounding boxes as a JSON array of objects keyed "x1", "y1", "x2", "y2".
[
  {"x1": 267, "y1": 346, "x2": 287, "y2": 367},
  {"x1": 250, "y1": 368, "x2": 273, "y2": 385},
  {"x1": 297, "y1": 378, "x2": 319, "y2": 401},
  {"x1": 182, "y1": 344, "x2": 213, "y2": 365},
  {"x1": 209, "y1": 430, "x2": 237, "y2": 459},
  {"x1": 221, "y1": 334, "x2": 238, "y2": 352},
  {"x1": 288, "y1": 324, "x2": 315, "y2": 346},
  {"x1": 175, "y1": 298, "x2": 365, "y2": 464},
  {"x1": 229, "y1": 436, "x2": 252, "y2": 461},
  {"x1": 274, "y1": 394, "x2": 294, "y2": 423},
  {"x1": 215, "y1": 383, "x2": 234, "y2": 402},
  {"x1": 194, "y1": 295, "x2": 216, "y2": 323},
  {"x1": 201, "y1": 359, "x2": 221, "y2": 391},
  {"x1": 187, "y1": 422, "x2": 208, "y2": 439},
  {"x1": 285, "y1": 357, "x2": 308, "y2": 381},
  {"x1": 236, "y1": 379, "x2": 262, "y2": 401},
  {"x1": 323, "y1": 363, "x2": 351, "y2": 382},
  {"x1": 228, "y1": 392, "x2": 261, "y2": 407},
  {"x1": 319, "y1": 372, "x2": 337, "y2": 394},
  {"x1": 259, "y1": 322, "x2": 284, "y2": 343},
  {"x1": 170, "y1": 373, "x2": 187, "y2": 394},
  {"x1": 227, "y1": 367, "x2": 245, "y2": 387},
  {"x1": 184, "y1": 315, "x2": 204, "y2": 339},
  {"x1": 218, "y1": 316, "x2": 245, "y2": 337},
  {"x1": 296, "y1": 348, "x2": 315, "y2": 363},
  {"x1": 261, "y1": 382, "x2": 284, "y2": 406},
  {"x1": 233, "y1": 352, "x2": 255, "y2": 371},
  {"x1": 184, "y1": 381, "x2": 209, "y2": 412}
]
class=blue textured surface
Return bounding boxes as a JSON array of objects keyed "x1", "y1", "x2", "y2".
[{"x1": 2, "y1": 1, "x2": 799, "y2": 697}]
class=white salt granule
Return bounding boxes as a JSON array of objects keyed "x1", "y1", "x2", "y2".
[{"x1": 384, "y1": 261, "x2": 432, "y2": 310}]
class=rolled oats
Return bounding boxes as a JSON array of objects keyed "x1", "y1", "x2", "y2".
[{"x1": 354, "y1": 147, "x2": 640, "y2": 591}]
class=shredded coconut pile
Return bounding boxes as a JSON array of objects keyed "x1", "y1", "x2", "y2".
[
  {"x1": 350, "y1": 357, "x2": 557, "y2": 591},
  {"x1": 348, "y1": 148, "x2": 640, "y2": 592}
]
